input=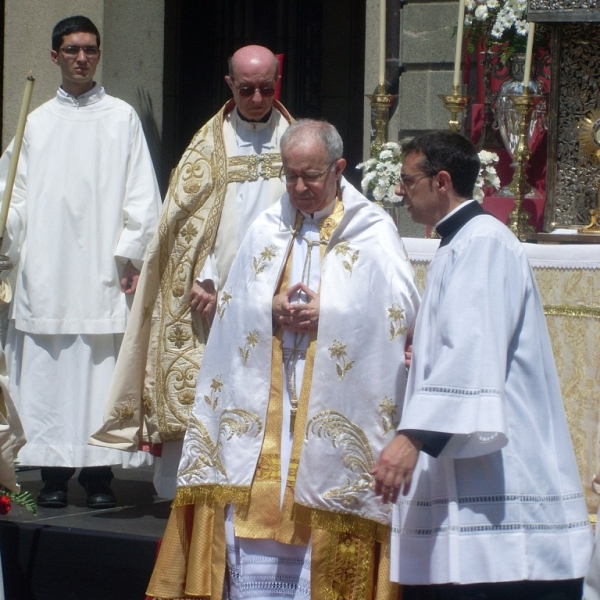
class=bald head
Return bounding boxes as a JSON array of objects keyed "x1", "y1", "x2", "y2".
[{"x1": 225, "y1": 45, "x2": 279, "y2": 121}]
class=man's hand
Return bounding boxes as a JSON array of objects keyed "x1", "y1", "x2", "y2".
[
  {"x1": 405, "y1": 336, "x2": 413, "y2": 370},
  {"x1": 272, "y1": 282, "x2": 320, "y2": 332},
  {"x1": 121, "y1": 260, "x2": 140, "y2": 294},
  {"x1": 190, "y1": 279, "x2": 217, "y2": 324},
  {"x1": 372, "y1": 433, "x2": 423, "y2": 503}
]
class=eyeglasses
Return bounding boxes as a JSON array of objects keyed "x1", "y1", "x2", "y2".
[
  {"x1": 60, "y1": 45, "x2": 100, "y2": 58},
  {"x1": 398, "y1": 173, "x2": 433, "y2": 189},
  {"x1": 235, "y1": 85, "x2": 276, "y2": 98},
  {"x1": 280, "y1": 160, "x2": 337, "y2": 185}
]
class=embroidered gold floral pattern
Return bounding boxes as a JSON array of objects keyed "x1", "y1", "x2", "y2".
[
  {"x1": 217, "y1": 289, "x2": 232, "y2": 320},
  {"x1": 306, "y1": 411, "x2": 374, "y2": 506},
  {"x1": 379, "y1": 397, "x2": 399, "y2": 434},
  {"x1": 334, "y1": 240, "x2": 360, "y2": 276},
  {"x1": 228, "y1": 152, "x2": 283, "y2": 182},
  {"x1": 171, "y1": 282, "x2": 185, "y2": 298},
  {"x1": 181, "y1": 158, "x2": 210, "y2": 195},
  {"x1": 178, "y1": 409, "x2": 263, "y2": 479},
  {"x1": 168, "y1": 324, "x2": 192, "y2": 349},
  {"x1": 111, "y1": 396, "x2": 135, "y2": 428},
  {"x1": 239, "y1": 330, "x2": 259, "y2": 364},
  {"x1": 178, "y1": 389, "x2": 196, "y2": 406},
  {"x1": 255, "y1": 454, "x2": 281, "y2": 481},
  {"x1": 180, "y1": 221, "x2": 199, "y2": 244},
  {"x1": 204, "y1": 376, "x2": 224, "y2": 410},
  {"x1": 253, "y1": 245, "x2": 278, "y2": 276},
  {"x1": 388, "y1": 304, "x2": 408, "y2": 340},
  {"x1": 329, "y1": 340, "x2": 354, "y2": 381}
]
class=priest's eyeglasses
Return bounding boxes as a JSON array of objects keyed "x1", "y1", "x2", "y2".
[
  {"x1": 398, "y1": 173, "x2": 433, "y2": 189},
  {"x1": 280, "y1": 160, "x2": 337, "y2": 185},
  {"x1": 236, "y1": 85, "x2": 276, "y2": 98},
  {"x1": 60, "y1": 45, "x2": 100, "y2": 58}
]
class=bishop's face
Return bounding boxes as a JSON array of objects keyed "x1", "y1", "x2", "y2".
[
  {"x1": 225, "y1": 59, "x2": 278, "y2": 121},
  {"x1": 281, "y1": 138, "x2": 346, "y2": 214}
]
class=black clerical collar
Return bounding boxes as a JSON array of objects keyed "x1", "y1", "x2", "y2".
[
  {"x1": 436, "y1": 201, "x2": 487, "y2": 247},
  {"x1": 237, "y1": 108, "x2": 273, "y2": 123}
]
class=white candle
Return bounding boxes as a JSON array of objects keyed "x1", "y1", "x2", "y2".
[
  {"x1": 0, "y1": 74, "x2": 35, "y2": 240},
  {"x1": 453, "y1": 0, "x2": 465, "y2": 89},
  {"x1": 522, "y1": 22, "x2": 535, "y2": 91},
  {"x1": 379, "y1": 0, "x2": 386, "y2": 86}
]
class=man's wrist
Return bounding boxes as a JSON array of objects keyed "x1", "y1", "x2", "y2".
[{"x1": 399, "y1": 429, "x2": 451, "y2": 457}]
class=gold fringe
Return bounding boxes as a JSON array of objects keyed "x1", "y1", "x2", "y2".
[
  {"x1": 544, "y1": 304, "x2": 600, "y2": 319},
  {"x1": 294, "y1": 504, "x2": 390, "y2": 544},
  {"x1": 172, "y1": 484, "x2": 251, "y2": 508}
]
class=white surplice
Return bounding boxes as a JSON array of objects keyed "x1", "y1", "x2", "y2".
[
  {"x1": 1, "y1": 84, "x2": 161, "y2": 467},
  {"x1": 391, "y1": 211, "x2": 593, "y2": 585}
]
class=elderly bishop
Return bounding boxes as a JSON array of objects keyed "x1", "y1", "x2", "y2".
[{"x1": 145, "y1": 119, "x2": 420, "y2": 599}]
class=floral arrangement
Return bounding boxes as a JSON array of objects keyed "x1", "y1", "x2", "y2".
[
  {"x1": 464, "y1": 0, "x2": 530, "y2": 54},
  {"x1": 356, "y1": 142, "x2": 403, "y2": 203},
  {"x1": 357, "y1": 143, "x2": 500, "y2": 203},
  {"x1": 0, "y1": 464, "x2": 37, "y2": 516},
  {"x1": 474, "y1": 150, "x2": 500, "y2": 201}
]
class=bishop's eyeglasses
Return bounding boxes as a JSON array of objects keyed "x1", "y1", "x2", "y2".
[
  {"x1": 280, "y1": 160, "x2": 337, "y2": 185},
  {"x1": 235, "y1": 85, "x2": 276, "y2": 98}
]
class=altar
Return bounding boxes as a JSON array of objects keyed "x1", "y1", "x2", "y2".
[{"x1": 403, "y1": 236, "x2": 600, "y2": 516}]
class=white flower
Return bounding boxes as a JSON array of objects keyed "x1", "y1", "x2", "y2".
[
  {"x1": 514, "y1": 19, "x2": 529, "y2": 35},
  {"x1": 474, "y1": 5, "x2": 489, "y2": 20},
  {"x1": 356, "y1": 142, "x2": 403, "y2": 202},
  {"x1": 473, "y1": 150, "x2": 500, "y2": 202}
]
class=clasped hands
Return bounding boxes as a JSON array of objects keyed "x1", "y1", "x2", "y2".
[{"x1": 272, "y1": 282, "x2": 319, "y2": 332}]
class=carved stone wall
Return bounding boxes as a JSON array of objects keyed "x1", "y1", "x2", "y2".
[
  {"x1": 544, "y1": 23, "x2": 600, "y2": 229},
  {"x1": 531, "y1": 0, "x2": 598, "y2": 8}
]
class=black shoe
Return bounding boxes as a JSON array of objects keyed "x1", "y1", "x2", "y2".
[
  {"x1": 82, "y1": 480, "x2": 116, "y2": 509},
  {"x1": 37, "y1": 482, "x2": 68, "y2": 508}
]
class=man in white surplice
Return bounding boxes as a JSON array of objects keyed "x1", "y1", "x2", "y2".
[
  {"x1": 0, "y1": 16, "x2": 161, "y2": 509},
  {"x1": 373, "y1": 130, "x2": 593, "y2": 600},
  {"x1": 145, "y1": 120, "x2": 420, "y2": 600}
]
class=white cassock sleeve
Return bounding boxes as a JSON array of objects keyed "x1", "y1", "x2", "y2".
[
  {"x1": 113, "y1": 111, "x2": 162, "y2": 264},
  {"x1": 400, "y1": 231, "x2": 530, "y2": 458}
]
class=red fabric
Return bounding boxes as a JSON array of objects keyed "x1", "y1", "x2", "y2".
[
  {"x1": 275, "y1": 53, "x2": 284, "y2": 101},
  {"x1": 139, "y1": 441, "x2": 163, "y2": 457},
  {"x1": 482, "y1": 195, "x2": 546, "y2": 231},
  {"x1": 470, "y1": 45, "x2": 550, "y2": 226}
]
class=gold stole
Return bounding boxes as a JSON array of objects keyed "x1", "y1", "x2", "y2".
[{"x1": 232, "y1": 204, "x2": 337, "y2": 544}]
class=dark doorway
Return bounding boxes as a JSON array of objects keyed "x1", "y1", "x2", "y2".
[{"x1": 161, "y1": 0, "x2": 366, "y2": 192}]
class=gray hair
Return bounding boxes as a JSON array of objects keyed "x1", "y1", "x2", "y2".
[{"x1": 280, "y1": 119, "x2": 344, "y2": 163}]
